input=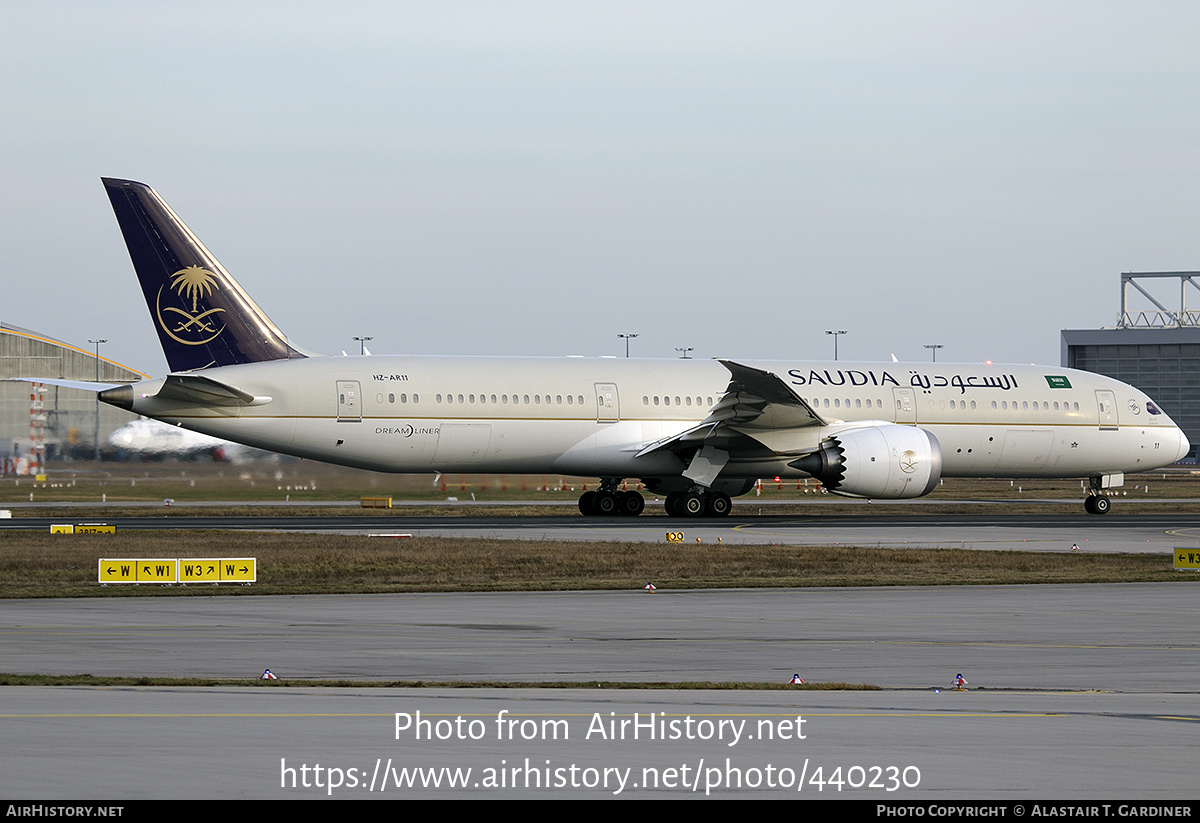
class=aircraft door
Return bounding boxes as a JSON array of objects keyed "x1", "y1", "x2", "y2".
[
  {"x1": 595, "y1": 383, "x2": 619, "y2": 423},
  {"x1": 892, "y1": 388, "x2": 916, "y2": 424},
  {"x1": 337, "y1": 381, "x2": 362, "y2": 422},
  {"x1": 1095, "y1": 390, "x2": 1118, "y2": 430}
]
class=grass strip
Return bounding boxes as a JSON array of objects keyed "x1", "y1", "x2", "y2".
[{"x1": 0, "y1": 530, "x2": 1191, "y2": 598}]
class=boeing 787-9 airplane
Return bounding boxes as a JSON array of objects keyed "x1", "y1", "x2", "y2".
[{"x1": 49, "y1": 178, "x2": 1189, "y2": 517}]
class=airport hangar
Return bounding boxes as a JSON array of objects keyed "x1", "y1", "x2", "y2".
[
  {"x1": 0, "y1": 323, "x2": 143, "y2": 471},
  {"x1": 1062, "y1": 271, "x2": 1200, "y2": 460}
]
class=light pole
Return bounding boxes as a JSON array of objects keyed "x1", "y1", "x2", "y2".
[
  {"x1": 353, "y1": 336, "x2": 373, "y2": 356},
  {"x1": 618, "y1": 333, "x2": 638, "y2": 358},
  {"x1": 89, "y1": 339, "x2": 107, "y2": 461},
  {"x1": 825, "y1": 330, "x2": 846, "y2": 361},
  {"x1": 924, "y1": 344, "x2": 943, "y2": 362},
  {"x1": 675, "y1": 347, "x2": 693, "y2": 359}
]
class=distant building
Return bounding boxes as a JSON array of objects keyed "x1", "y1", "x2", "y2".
[
  {"x1": 0, "y1": 323, "x2": 145, "y2": 469},
  {"x1": 1061, "y1": 272, "x2": 1200, "y2": 458}
]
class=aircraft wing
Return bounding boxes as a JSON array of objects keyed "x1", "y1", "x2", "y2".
[
  {"x1": 711, "y1": 359, "x2": 827, "y2": 430},
  {"x1": 637, "y1": 359, "x2": 827, "y2": 459}
]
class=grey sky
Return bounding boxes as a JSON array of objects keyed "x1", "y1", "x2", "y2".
[{"x1": 3, "y1": 1, "x2": 1199, "y2": 376}]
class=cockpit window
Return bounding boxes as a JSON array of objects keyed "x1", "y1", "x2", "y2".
[{"x1": 1146, "y1": 401, "x2": 1163, "y2": 415}]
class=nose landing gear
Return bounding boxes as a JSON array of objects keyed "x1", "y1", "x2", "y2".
[{"x1": 1083, "y1": 475, "x2": 1115, "y2": 515}]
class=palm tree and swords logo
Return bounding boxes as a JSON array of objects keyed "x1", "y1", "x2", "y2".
[{"x1": 155, "y1": 265, "x2": 227, "y2": 345}]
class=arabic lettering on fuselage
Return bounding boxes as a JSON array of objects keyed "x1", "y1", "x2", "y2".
[
  {"x1": 787, "y1": 369, "x2": 1019, "y2": 394},
  {"x1": 908, "y1": 370, "x2": 1020, "y2": 394}
]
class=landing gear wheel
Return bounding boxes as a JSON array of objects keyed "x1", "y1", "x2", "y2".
[
  {"x1": 593, "y1": 490, "x2": 618, "y2": 516},
  {"x1": 579, "y1": 490, "x2": 597, "y2": 516},
  {"x1": 665, "y1": 492, "x2": 684, "y2": 517},
  {"x1": 617, "y1": 490, "x2": 645, "y2": 516},
  {"x1": 705, "y1": 492, "x2": 732, "y2": 517},
  {"x1": 681, "y1": 491, "x2": 706, "y2": 517},
  {"x1": 1085, "y1": 494, "x2": 1110, "y2": 515}
]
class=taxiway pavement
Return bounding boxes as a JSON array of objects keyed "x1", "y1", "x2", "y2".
[
  {"x1": 1, "y1": 583, "x2": 1197, "y2": 799},
  {"x1": 4, "y1": 510, "x2": 1200, "y2": 552}
]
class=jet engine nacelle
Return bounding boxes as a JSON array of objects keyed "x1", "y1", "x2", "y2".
[{"x1": 791, "y1": 423, "x2": 942, "y2": 499}]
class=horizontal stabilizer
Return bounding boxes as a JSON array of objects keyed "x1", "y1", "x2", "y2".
[
  {"x1": 99, "y1": 373, "x2": 272, "y2": 412},
  {"x1": 7, "y1": 377, "x2": 112, "y2": 393},
  {"x1": 157, "y1": 374, "x2": 272, "y2": 406}
]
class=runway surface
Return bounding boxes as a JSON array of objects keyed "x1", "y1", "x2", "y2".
[
  {"x1": 2, "y1": 582, "x2": 1198, "y2": 798},
  {"x1": 5, "y1": 509, "x2": 1200, "y2": 552},
  {"x1": 4, "y1": 583, "x2": 1197, "y2": 687},
  {"x1": 4, "y1": 686, "x2": 1196, "y2": 799}
]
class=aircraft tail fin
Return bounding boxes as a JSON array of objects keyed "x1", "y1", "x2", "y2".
[{"x1": 102, "y1": 178, "x2": 306, "y2": 372}]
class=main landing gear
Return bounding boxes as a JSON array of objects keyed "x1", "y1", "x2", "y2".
[
  {"x1": 664, "y1": 489, "x2": 732, "y2": 518},
  {"x1": 578, "y1": 482, "x2": 645, "y2": 517},
  {"x1": 1083, "y1": 494, "x2": 1110, "y2": 515},
  {"x1": 577, "y1": 481, "x2": 733, "y2": 517}
]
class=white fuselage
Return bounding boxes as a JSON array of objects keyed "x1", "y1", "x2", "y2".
[{"x1": 118, "y1": 356, "x2": 1189, "y2": 484}]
